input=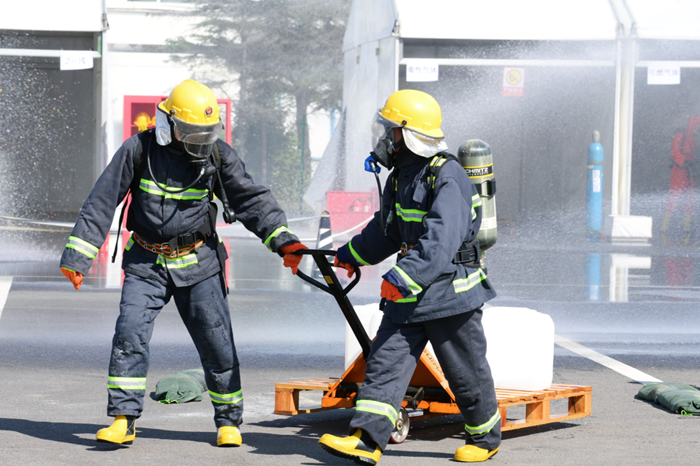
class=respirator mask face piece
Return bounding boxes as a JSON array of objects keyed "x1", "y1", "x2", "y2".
[
  {"x1": 172, "y1": 117, "x2": 221, "y2": 159},
  {"x1": 370, "y1": 113, "x2": 401, "y2": 169}
]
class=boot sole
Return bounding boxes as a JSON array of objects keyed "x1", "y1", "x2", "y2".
[
  {"x1": 96, "y1": 438, "x2": 134, "y2": 445},
  {"x1": 319, "y1": 442, "x2": 377, "y2": 465}
]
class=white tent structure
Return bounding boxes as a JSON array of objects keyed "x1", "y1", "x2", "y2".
[{"x1": 312, "y1": 0, "x2": 700, "y2": 239}]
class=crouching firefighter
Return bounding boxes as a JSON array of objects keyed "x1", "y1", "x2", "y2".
[
  {"x1": 318, "y1": 89, "x2": 500, "y2": 464},
  {"x1": 59, "y1": 79, "x2": 307, "y2": 447}
]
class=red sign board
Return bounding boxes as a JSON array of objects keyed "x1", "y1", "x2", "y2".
[{"x1": 502, "y1": 67, "x2": 525, "y2": 97}]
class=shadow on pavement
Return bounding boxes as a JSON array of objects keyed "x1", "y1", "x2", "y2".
[
  {"x1": 501, "y1": 422, "x2": 581, "y2": 440},
  {"x1": 0, "y1": 418, "x2": 214, "y2": 449},
  {"x1": 243, "y1": 430, "x2": 457, "y2": 464}
]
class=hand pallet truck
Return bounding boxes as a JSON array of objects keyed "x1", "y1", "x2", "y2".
[{"x1": 274, "y1": 249, "x2": 592, "y2": 443}]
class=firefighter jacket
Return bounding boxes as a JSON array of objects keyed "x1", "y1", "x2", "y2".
[
  {"x1": 340, "y1": 151, "x2": 496, "y2": 323},
  {"x1": 60, "y1": 134, "x2": 299, "y2": 287}
]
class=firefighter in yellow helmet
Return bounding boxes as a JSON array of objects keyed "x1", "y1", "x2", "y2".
[
  {"x1": 319, "y1": 89, "x2": 500, "y2": 463},
  {"x1": 60, "y1": 79, "x2": 307, "y2": 447}
]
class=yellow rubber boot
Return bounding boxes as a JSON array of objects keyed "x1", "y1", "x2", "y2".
[
  {"x1": 454, "y1": 445, "x2": 499, "y2": 462},
  {"x1": 319, "y1": 429, "x2": 382, "y2": 465},
  {"x1": 217, "y1": 426, "x2": 242, "y2": 447},
  {"x1": 96, "y1": 415, "x2": 136, "y2": 445}
]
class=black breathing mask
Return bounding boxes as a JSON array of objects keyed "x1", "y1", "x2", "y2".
[{"x1": 370, "y1": 130, "x2": 397, "y2": 170}]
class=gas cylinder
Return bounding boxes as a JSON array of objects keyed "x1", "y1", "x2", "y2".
[
  {"x1": 587, "y1": 130, "x2": 604, "y2": 235},
  {"x1": 458, "y1": 139, "x2": 497, "y2": 252}
]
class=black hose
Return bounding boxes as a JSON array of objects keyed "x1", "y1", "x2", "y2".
[
  {"x1": 370, "y1": 160, "x2": 386, "y2": 235},
  {"x1": 146, "y1": 137, "x2": 210, "y2": 194}
]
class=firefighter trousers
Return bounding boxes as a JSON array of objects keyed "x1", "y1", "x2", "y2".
[
  {"x1": 349, "y1": 308, "x2": 501, "y2": 451},
  {"x1": 107, "y1": 272, "x2": 243, "y2": 428}
]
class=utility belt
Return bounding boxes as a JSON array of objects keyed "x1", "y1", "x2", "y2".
[
  {"x1": 133, "y1": 232, "x2": 205, "y2": 258},
  {"x1": 132, "y1": 201, "x2": 218, "y2": 258},
  {"x1": 397, "y1": 240, "x2": 480, "y2": 267},
  {"x1": 133, "y1": 209, "x2": 214, "y2": 258}
]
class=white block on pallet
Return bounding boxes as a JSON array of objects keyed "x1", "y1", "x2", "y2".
[
  {"x1": 344, "y1": 305, "x2": 554, "y2": 391},
  {"x1": 482, "y1": 306, "x2": 554, "y2": 391}
]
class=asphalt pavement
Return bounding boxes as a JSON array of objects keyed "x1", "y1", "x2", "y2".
[{"x1": 1, "y1": 224, "x2": 700, "y2": 465}]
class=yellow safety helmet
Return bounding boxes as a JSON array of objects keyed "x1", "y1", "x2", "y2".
[
  {"x1": 155, "y1": 79, "x2": 222, "y2": 158},
  {"x1": 379, "y1": 89, "x2": 444, "y2": 139},
  {"x1": 371, "y1": 90, "x2": 447, "y2": 162}
]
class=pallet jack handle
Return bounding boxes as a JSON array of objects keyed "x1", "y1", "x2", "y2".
[{"x1": 294, "y1": 249, "x2": 373, "y2": 360}]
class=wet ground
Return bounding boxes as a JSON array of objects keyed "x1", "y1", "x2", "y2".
[{"x1": 1, "y1": 215, "x2": 699, "y2": 465}]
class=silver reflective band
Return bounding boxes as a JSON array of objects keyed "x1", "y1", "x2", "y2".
[
  {"x1": 349, "y1": 240, "x2": 371, "y2": 266},
  {"x1": 164, "y1": 253, "x2": 198, "y2": 269},
  {"x1": 66, "y1": 236, "x2": 99, "y2": 259},
  {"x1": 139, "y1": 179, "x2": 209, "y2": 200},
  {"x1": 395, "y1": 203, "x2": 427, "y2": 223},
  {"x1": 465, "y1": 410, "x2": 501, "y2": 435},
  {"x1": 356, "y1": 399, "x2": 398, "y2": 426},
  {"x1": 108, "y1": 376, "x2": 147, "y2": 390},
  {"x1": 453, "y1": 269, "x2": 487, "y2": 293},
  {"x1": 471, "y1": 193, "x2": 482, "y2": 221},
  {"x1": 264, "y1": 225, "x2": 292, "y2": 250},
  {"x1": 393, "y1": 265, "x2": 423, "y2": 295},
  {"x1": 209, "y1": 389, "x2": 243, "y2": 405}
]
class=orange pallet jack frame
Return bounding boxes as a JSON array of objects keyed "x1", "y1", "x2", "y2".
[{"x1": 282, "y1": 250, "x2": 592, "y2": 441}]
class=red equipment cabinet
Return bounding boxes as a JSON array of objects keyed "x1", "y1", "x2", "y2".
[
  {"x1": 326, "y1": 191, "x2": 378, "y2": 234},
  {"x1": 123, "y1": 95, "x2": 232, "y2": 144}
]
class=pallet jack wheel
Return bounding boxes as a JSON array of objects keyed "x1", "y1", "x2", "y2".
[{"x1": 390, "y1": 408, "x2": 410, "y2": 444}]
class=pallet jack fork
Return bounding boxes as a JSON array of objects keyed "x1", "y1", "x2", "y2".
[{"x1": 276, "y1": 249, "x2": 592, "y2": 443}]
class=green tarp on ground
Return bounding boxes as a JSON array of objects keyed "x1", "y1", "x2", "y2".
[
  {"x1": 155, "y1": 368, "x2": 207, "y2": 404},
  {"x1": 636, "y1": 382, "x2": 700, "y2": 416}
]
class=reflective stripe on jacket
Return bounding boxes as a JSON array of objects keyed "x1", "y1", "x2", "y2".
[{"x1": 343, "y1": 151, "x2": 496, "y2": 323}]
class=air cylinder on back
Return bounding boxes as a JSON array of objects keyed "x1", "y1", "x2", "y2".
[{"x1": 458, "y1": 139, "x2": 497, "y2": 253}]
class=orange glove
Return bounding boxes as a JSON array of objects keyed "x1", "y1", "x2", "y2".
[
  {"x1": 61, "y1": 267, "x2": 83, "y2": 290},
  {"x1": 333, "y1": 256, "x2": 355, "y2": 278},
  {"x1": 279, "y1": 242, "x2": 309, "y2": 275},
  {"x1": 380, "y1": 279, "x2": 404, "y2": 302}
]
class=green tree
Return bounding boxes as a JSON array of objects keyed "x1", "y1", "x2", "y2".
[{"x1": 168, "y1": 0, "x2": 349, "y2": 213}]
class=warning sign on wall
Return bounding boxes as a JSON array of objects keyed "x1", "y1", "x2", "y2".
[
  {"x1": 406, "y1": 60, "x2": 439, "y2": 82},
  {"x1": 502, "y1": 67, "x2": 525, "y2": 97},
  {"x1": 647, "y1": 62, "x2": 681, "y2": 85}
]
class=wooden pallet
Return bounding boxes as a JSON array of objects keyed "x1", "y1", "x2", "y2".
[
  {"x1": 274, "y1": 380, "x2": 591, "y2": 432},
  {"x1": 274, "y1": 379, "x2": 337, "y2": 415},
  {"x1": 496, "y1": 383, "x2": 592, "y2": 431}
]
